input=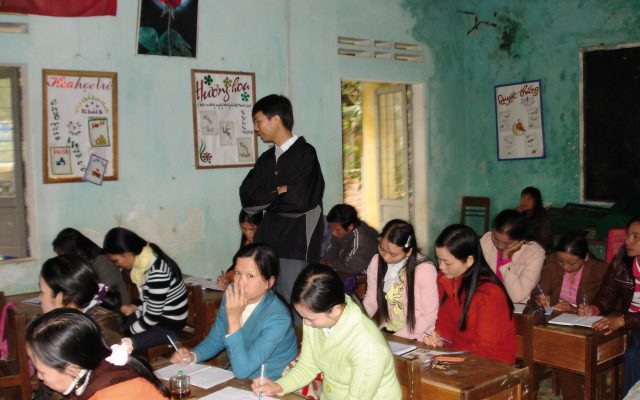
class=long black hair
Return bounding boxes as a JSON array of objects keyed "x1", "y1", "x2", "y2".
[
  {"x1": 435, "y1": 224, "x2": 513, "y2": 331},
  {"x1": 375, "y1": 219, "x2": 426, "y2": 333},
  {"x1": 238, "y1": 210, "x2": 263, "y2": 248},
  {"x1": 52, "y1": 228, "x2": 103, "y2": 261},
  {"x1": 102, "y1": 227, "x2": 182, "y2": 280},
  {"x1": 493, "y1": 209, "x2": 532, "y2": 242},
  {"x1": 291, "y1": 263, "x2": 345, "y2": 313},
  {"x1": 615, "y1": 216, "x2": 640, "y2": 274},
  {"x1": 40, "y1": 254, "x2": 120, "y2": 311},
  {"x1": 26, "y1": 308, "x2": 169, "y2": 397}
]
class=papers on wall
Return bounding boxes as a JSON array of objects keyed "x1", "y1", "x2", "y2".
[
  {"x1": 154, "y1": 363, "x2": 234, "y2": 389},
  {"x1": 184, "y1": 275, "x2": 224, "y2": 291},
  {"x1": 548, "y1": 313, "x2": 603, "y2": 328},
  {"x1": 199, "y1": 387, "x2": 278, "y2": 400},
  {"x1": 387, "y1": 341, "x2": 417, "y2": 355}
]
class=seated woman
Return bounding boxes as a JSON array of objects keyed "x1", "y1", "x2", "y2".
[
  {"x1": 423, "y1": 224, "x2": 516, "y2": 364},
  {"x1": 515, "y1": 186, "x2": 553, "y2": 252},
  {"x1": 529, "y1": 232, "x2": 607, "y2": 400},
  {"x1": 362, "y1": 219, "x2": 438, "y2": 340},
  {"x1": 252, "y1": 264, "x2": 401, "y2": 399},
  {"x1": 103, "y1": 227, "x2": 188, "y2": 353},
  {"x1": 53, "y1": 227, "x2": 131, "y2": 306},
  {"x1": 480, "y1": 209, "x2": 545, "y2": 304},
  {"x1": 170, "y1": 243, "x2": 297, "y2": 380},
  {"x1": 26, "y1": 308, "x2": 168, "y2": 399},
  {"x1": 531, "y1": 232, "x2": 607, "y2": 313},
  {"x1": 217, "y1": 210, "x2": 263, "y2": 290},
  {"x1": 582, "y1": 217, "x2": 640, "y2": 397},
  {"x1": 39, "y1": 254, "x2": 122, "y2": 345}
]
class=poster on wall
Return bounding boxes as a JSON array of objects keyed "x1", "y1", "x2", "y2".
[
  {"x1": 137, "y1": 0, "x2": 198, "y2": 58},
  {"x1": 494, "y1": 79, "x2": 545, "y2": 160},
  {"x1": 191, "y1": 69, "x2": 257, "y2": 169},
  {"x1": 42, "y1": 69, "x2": 118, "y2": 183}
]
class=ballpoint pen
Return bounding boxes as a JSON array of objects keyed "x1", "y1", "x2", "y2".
[
  {"x1": 258, "y1": 363, "x2": 265, "y2": 399},
  {"x1": 536, "y1": 283, "x2": 552, "y2": 312},
  {"x1": 167, "y1": 335, "x2": 190, "y2": 363}
]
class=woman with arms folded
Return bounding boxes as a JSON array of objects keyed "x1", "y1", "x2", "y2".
[
  {"x1": 424, "y1": 224, "x2": 516, "y2": 364},
  {"x1": 170, "y1": 243, "x2": 297, "y2": 380},
  {"x1": 582, "y1": 217, "x2": 640, "y2": 397},
  {"x1": 27, "y1": 308, "x2": 168, "y2": 399},
  {"x1": 363, "y1": 219, "x2": 438, "y2": 340},
  {"x1": 252, "y1": 263, "x2": 401, "y2": 399},
  {"x1": 103, "y1": 227, "x2": 188, "y2": 353},
  {"x1": 480, "y1": 209, "x2": 545, "y2": 304}
]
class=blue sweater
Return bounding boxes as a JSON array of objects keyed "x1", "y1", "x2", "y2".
[{"x1": 192, "y1": 290, "x2": 297, "y2": 380}]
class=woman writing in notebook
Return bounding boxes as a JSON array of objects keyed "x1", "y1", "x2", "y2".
[
  {"x1": 251, "y1": 263, "x2": 401, "y2": 399},
  {"x1": 581, "y1": 217, "x2": 640, "y2": 397},
  {"x1": 529, "y1": 232, "x2": 607, "y2": 400},
  {"x1": 480, "y1": 209, "x2": 545, "y2": 304},
  {"x1": 170, "y1": 243, "x2": 297, "y2": 380},
  {"x1": 423, "y1": 224, "x2": 516, "y2": 364},
  {"x1": 216, "y1": 210, "x2": 263, "y2": 290},
  {"x1": 531, "y1": 232, "x2": 606, "y2": 313},
  {"x1": 362, "y1": 219, "x2": 438, "y2": 340},
  {"x1": 38, "y1": 254, "x2": 123, "y2": 345},
  {"x1": 103, "y1": 227, "x2": 188, "y2": 353}
]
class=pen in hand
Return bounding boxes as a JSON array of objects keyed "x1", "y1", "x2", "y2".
[
  {"x1": 167, "y1": 335, "x2": 190, "y2": 364},
  {"x1": 258, "y1": 363, "x2": 265, "y2": 399},
  {"x1": 536, "y1": 283, "x2": 551, "y2": 310}
]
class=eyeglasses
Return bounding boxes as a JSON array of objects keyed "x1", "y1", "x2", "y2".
[{"x1": 626, "y1": 232, "x2": 640, "y2": 242}]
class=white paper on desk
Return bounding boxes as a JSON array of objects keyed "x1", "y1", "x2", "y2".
[
  {"x1": 184, "y1": 275, "x2": 224, "y2": 291},
  {"x1": 513, "y1": 303, "x2": 526, "y2": 314},
  {"x1": 155, "y1": 363, "x2": 210, "y2": 380},
  {"x1": 199, "y1": 386, "x2": 278, "y2": 400},
  {"x1": 548, "y1": 313, "x2": 603, "y2": 328},
  {"x1": 22, "y1": 296, "x2": 41, "y2": 305},
  {"x1": 387, "y1": 341, "x2": 417, "y2": 355},
  {"x1": 189, "y1": 367, "x2": 234, "y2": 389}
]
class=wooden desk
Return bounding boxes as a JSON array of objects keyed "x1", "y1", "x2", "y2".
[
  {"x1": 389, "y1": 336, "x2": 528, "y2": 400},
  {"x1": 6, "y1": 291, "x2": 41, "y2": 320},
  {"x1": 532, "y1": 322, "x2": 625, "y2": 399}
]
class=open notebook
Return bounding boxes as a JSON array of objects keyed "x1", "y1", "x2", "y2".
[
  {"x1": 199, "y1": 387, "x2": 278, "y2": 400},
  {"x1": 154, "y1": 363, "x2": 234, "y2": 389},
  {"x1": 548, "y1": 313, "x2": 603, "y2": 328},
  {"x1": 387, "y1": 341, "x2": 417, "y2": 355}
]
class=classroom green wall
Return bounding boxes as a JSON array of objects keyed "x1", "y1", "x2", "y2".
[
  {"x1": 0, "y1": 1, "x2": 636, "y2": 294},
  {"x1": 459, "y1": 0, "x2": 640, "y2": 215}
]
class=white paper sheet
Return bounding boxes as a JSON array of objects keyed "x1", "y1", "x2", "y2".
[
  {"x1": 199, "y1": 386, "x2": 278, "y2": 400},
  {"x1": 184, "y1": 275, "x2": 224, "y2": 291},
  {"x1": 155, "y1": 363, "x2": 211, "y2": 380},
  {"x1": 387, "y1": 341, "x2": 417, "y2": 355},
  {"x1": 189, "y1": 367, "x2": 234, "y2": 389}
]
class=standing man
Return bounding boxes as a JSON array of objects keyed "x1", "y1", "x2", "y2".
[{"x1": 240, "y1": 94, "x2": 324, "y2": 303}]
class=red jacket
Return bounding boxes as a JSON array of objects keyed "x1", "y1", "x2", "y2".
[{"x1": 435, "y1": 272, "x2": 516, "y2": 364}]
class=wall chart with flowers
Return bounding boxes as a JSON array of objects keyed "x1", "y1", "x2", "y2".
[
  {"x1": 191, "y1": 70, "x2": 257, "y2": 168},
  {"x1": 42, "y1": 69, "x2": 118, "y2": 183},
  {"x1": 494, "y1": 79, "x2": 546, "y2": 161},
  {"x1": 137, "y1": 0, "x2": 198, "y2": 57}
]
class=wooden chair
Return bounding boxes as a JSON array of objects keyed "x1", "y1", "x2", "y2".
[
  {"x1": 143, "y1": 284, "x2": 207, "y2": 363},
  {"x1": 394, "y1": 356, "x2": 422, "y2": 400},
  {"x1": 460, "y1": 196, "x2": 491, "y2": 234},
  {"x1": 0, "y1": 292, "x2": 31, "y2": 400}
]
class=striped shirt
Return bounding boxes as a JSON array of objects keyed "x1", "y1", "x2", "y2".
[{"x1": 129, "y1": 255, "x2": 188, "y2": 334}]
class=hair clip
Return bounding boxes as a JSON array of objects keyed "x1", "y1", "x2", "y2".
[
  {"x1": 404, "y1": 235, "x2": 412, "y2": 248},
  {"x1": 106, "y1": 338, "x2": 133, "y2": 366}
]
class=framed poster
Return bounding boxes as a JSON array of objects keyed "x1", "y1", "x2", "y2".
[
  {"x1": 42, "y1": 69, "x2": 118, "y2": 183},
  {"x1": 191, "y1": 69, "x2": 257, "y2": 168},
  {"x1": 137, "y1": 0, "x2": 198, "y2": 58},
  {"x1": 494, "y1": 79, "x2": 545, "y2": 160}
]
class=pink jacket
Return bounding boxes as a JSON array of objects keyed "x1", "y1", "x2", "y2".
[
  {"x1": 480, "y1": 232, "x2": 545, "y2": 304},
  {"x1": 363, "y1": 254, "x2": 438, "y2": 340}
]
